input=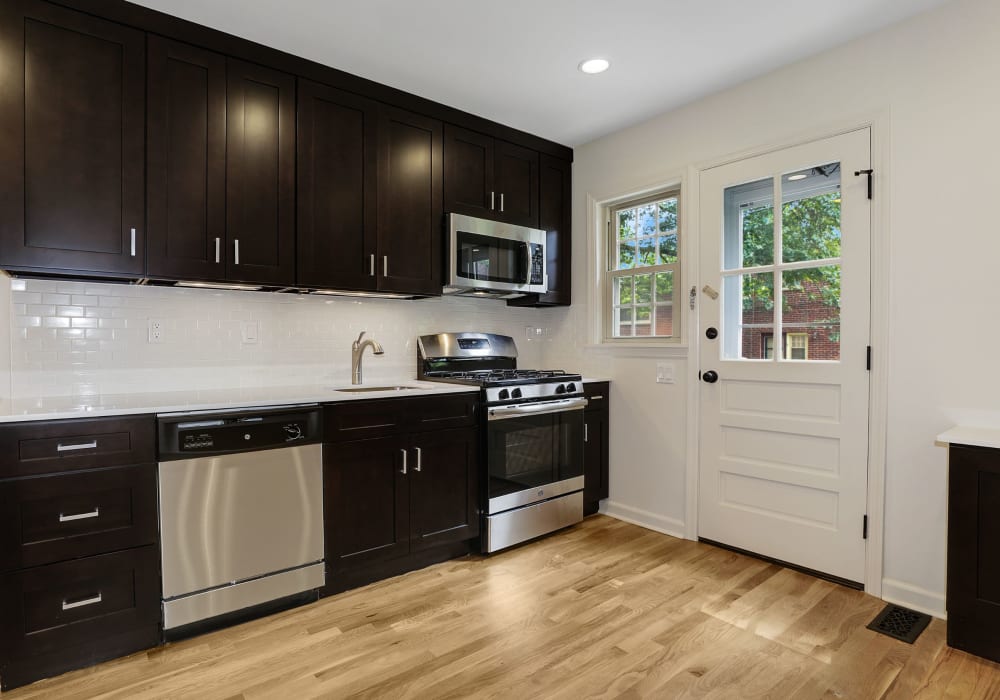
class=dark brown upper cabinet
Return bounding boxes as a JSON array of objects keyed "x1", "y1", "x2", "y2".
[
  {"x1": 0, "y1": 0, "x2": 145, "y2": 277},
  {"x1": 509, "y1": 154, "x2": 572, "y2": 307},
  {"x1": 444, "y1": 125, "x2": 539, "y2": 228},
  {"x1": 147, "y1": 37, "x2": 227, "y2": 282},
  {"x1": 377, "y1": 106, "x2": 443, "y2": 296},
  {"x1": 147, "y1": 49, "x2": 295, "y2": 286},
  {"x1": 297, "y1": 80, "x2": 378, "y2": 291},
  {"x1": 226, "y1": 59, "x2": 296, "y2": 286}
]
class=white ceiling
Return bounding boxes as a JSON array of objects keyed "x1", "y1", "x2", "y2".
[{"x1": 132, "y1": 0, "x2": 949, "y2": 146}]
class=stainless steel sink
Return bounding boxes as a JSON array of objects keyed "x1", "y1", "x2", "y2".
[{"x1": 334, "y1": 385, "x2": 422, "y2": 393}]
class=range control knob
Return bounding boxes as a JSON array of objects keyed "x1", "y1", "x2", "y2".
[
  {"x1": 554, "y1": 384, "x2": 566, "y2": 395},
  {"x1": 283, "y1": 423, "x2": 304, "y2": 441},
  {"x1": 498, "y1": 389, "x2": 510, "y2": 400},
  {"x1": 565, "y1": 382, "x2": 577, "y2": 393},
  {"x1": 511, "y1": 388, "x2": 523, "y2": 399}
]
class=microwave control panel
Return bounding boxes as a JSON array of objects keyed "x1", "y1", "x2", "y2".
[{"x1": 529, "y1": 243, "x2": 544, "y2": 285}]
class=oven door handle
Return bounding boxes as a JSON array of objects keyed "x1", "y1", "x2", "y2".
[{"x1": 487, "y1": 397, "x2": 589, "y2": 421}]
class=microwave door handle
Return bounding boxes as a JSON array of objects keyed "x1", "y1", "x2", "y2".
[{"x1": 522, "y1": 242, "x2": 531, "y2": 284}]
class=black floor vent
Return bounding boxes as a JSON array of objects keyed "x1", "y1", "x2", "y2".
[{"x1": 866, "y1": 603, "x2": 931, "y2": 644}]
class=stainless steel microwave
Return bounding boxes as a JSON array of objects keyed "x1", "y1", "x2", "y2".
[{"x1": 444, "y1": 214, "x2": 547, "y2": 298}]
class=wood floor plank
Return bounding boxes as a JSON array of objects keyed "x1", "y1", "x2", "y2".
[{"x1": 3, "y1": 515, "x2": 999, "y2": 699}]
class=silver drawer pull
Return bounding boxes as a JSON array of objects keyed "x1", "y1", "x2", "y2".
[
  {"x1": 59, "y1": 507, "x2": 100, "y2": 523},
  {"x1": 62, "y1": 593, "x2": 102, "y2": 611},
  {"x1": 589, "y1": 395, "x2": 604, "y2": 400},
  {"x1": 56, "y1": 440, "x2": 98, "y2": 452}
]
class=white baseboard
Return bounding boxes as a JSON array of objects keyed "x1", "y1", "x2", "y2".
[
  {"x1": 600, "y1": 501, "x2": 687, "y2": 540},
  {"x1": 881, "y1": 578, "x2": 946, "y2": 620}
]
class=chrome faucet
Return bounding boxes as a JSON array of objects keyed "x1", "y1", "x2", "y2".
[{"x1": 351, "y1": 331, "x2": 384, "y2": 385}]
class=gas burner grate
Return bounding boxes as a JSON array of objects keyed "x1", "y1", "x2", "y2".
[{"x1": 866, "y1": 604, "x2": 931, "y2": 644}]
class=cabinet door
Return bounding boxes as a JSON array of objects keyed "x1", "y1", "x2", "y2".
[
  {"x1": 508, "y1": 154, "x2": 572, "y2": 307},
  {"x1": 583, "y1": 411, "x2": 609, "y2": 512},
  {"x1": 409, "y1": 428, "x2": 479, "y2": 551},
  {"x1": 297, "y1": 80, "x2": 377, "y2": 291},
  {"x1": 494, "y1": 140, "x2": 539, "y2": 228},
  {"x1": 324, "y1": 436, "x2": 409, "y2": 570},
  {"x1": 443, "y1": 125, "x2": 495, "y2": 219},
  {"x1": 147, "y1": 37, "x2": 227, "y2": 281},
  {"x1": 0, "y1": 0, "x2": 144, "y2": 276},
  {"x1": 377, "y1": 106, "x2": 443, "y2": 296},
  {"x1": 226, "y1": 59, "x2": 296, "y2": 286}
]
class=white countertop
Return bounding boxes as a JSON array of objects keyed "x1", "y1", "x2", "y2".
[
  {"x1": 0, "y1": 381, "x2": 478, "y2": 423},
  {"x1": 937, "y1": 426, "x2": 1000, "y2": 450}
]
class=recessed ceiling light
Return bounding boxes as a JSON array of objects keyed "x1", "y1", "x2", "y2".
[
  {"x1": 787, "y1": 173, "x2": 808, "y2": 181},
  {"x1": 579, "y1": 58, "x2": 610, "y2": 75}
]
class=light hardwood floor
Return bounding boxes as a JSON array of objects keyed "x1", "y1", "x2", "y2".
[{"x1": 4, "y1": 516, "x2": 999, "y2": 699}]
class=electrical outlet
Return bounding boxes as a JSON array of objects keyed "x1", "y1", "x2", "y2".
[
  {"x1": 241, "y1": 320, "x2": 259, "y2": 345},
  {"x1": 525, "y1": 326, "x2": 550, "y2": 339},
  {"x1": 656, "y1": 361, "x2": 675, "y2": 384},
  {"x1": 147, "y1": 319, "x2": 164, "y2": 344}
]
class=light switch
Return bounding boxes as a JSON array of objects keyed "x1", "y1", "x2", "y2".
[{"x1": 656, "y1": 361, "x2": 675, "y2": 384}]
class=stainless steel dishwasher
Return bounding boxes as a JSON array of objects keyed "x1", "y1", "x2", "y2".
[{"x1": 156, "y1": 405, "x2": 324, "y2": 634}]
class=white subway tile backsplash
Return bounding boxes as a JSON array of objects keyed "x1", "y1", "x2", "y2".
[{"x1": 7, "y1": 278, "x2": 555, "y2": 398}]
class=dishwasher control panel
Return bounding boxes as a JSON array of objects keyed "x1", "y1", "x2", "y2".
[{"x1": 157, "y1": 406, "x2": 321, "y2": 461}]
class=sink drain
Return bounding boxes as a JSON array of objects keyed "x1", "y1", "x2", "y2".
[{"x1": 866, "y1": 603, "x2": 931, "y2": 644}]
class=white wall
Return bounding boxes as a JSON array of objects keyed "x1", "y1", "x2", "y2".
[
  {"x1": 6, "y1": 277, "x2": 548, "y2": 397},
  {"x1": 549, "y1": 0, "x2": 1000, "y2": 615}
]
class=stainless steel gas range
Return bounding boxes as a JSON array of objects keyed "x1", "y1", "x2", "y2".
[{"x1": 417, "y1": 332, "x2": 586, "y2": 552}]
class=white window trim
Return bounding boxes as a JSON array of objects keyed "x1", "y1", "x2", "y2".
[{"x1": 586, "y1": 173, "x2": 689, "y2": 349}]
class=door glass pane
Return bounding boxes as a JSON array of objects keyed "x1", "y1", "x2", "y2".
[
  {"x1": 781, "y1": 265, "x2": 841, "y2": 360},
  {"x1": 723, "y1": 271, "x2": 774, "y2": 360},
  {"x1": 782, "y1": 162, "x2": 841, "y2": 263},
  {"x1": 724, "y1": 177, "x2": 773, "y2": 269}
]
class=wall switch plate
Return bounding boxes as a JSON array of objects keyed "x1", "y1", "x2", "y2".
[
  {"x1": 147, "y1": 319, "x2": 163, "y2": 344},
  {"x1": 656, "y1": 361, "x2": 675, "y2": 384},
  {"x1": 241, "y1": 320, "x2": 259, "y2": 345},
  {"x1": 525, "y1": 326, "x2": 549, "y2": 339}
]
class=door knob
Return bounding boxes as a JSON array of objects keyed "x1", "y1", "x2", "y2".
[{"x1": 702, "y1": 370, "x2": 719, "y2": 384}]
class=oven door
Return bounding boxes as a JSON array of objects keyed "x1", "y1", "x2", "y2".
[{"x1": 486, "y1": 397, "x2": 587, "y2": 514}]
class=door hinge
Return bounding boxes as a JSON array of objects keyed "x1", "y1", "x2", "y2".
[
  {"x1": 866, "y1": 345, "x2": 872, "y2": 371},
  {"x1": 863, "y1": 514, "x2": 869, "y2": 540},
  {"x1": 854, "y1": 168, "x2": 874, "y2": 199}
]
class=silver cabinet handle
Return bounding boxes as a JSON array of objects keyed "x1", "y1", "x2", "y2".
[
  {"x1": 56, "y1": 440, "x2": 98, "y2": 452},
  {"x1": 59, "y1": 507, "x2": 100, "y2": 523},
  {"x1": 130, "y1": 228, "x2": 136, "y2": 257},
  {"x1": 584, "y1": 424, "x2": 589, "y2": 443},
  {"x1": 383, "y1": 255, "x2": 388, "y2": 278},
  {"x1": 490, "y1": 191, "x2": 495, "y2": 210},
  {"x1": 499, "y1": 193, "x2": 504, "y2": 213},
  {"x1": 62, "y1": 593, "x2": 102, "y2": 611},
  {"x1": 414, "y1": 447, "x2": 422, "y2": 472},
  {"x1": 590, "y1": 395, "x2": 604, "y2": 401},
  {"x1": 400, "y1": 448, "x2": 407, "y2": 475},
  {"x1": 234, "y1": 239, "x2": 240, "y2": 265},
  {"x1": 215, "y1": 237, "x2": 221, "y2": 264},
  {"x1": 370, "y1": 253, "x2": 375, "y2": 277}
]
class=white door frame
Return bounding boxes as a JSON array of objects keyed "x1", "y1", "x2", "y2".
[{"x1": 684, "y1": 111, "x2": 890, "y2": 597}]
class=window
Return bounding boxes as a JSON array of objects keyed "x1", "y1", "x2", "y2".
[
  {"x1": 762, "y1": 332, "x2": 809, "y2": 360},
  {"x1": 606, "y1": 190, "x2": 680, "y2": 340}
]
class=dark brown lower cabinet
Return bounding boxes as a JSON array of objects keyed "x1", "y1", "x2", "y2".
[
  {"x1": 947, "y1": 444, "x2": 1000, "y2": 662},
  {"x1": 583, "y1": 382, "x2": 610, "y2": 516},
  {"x1": 0, "y1": 545, "x2": 160, "y2": 691},
  {"x1": 323, "y1": 426, "x2": 478, "y2": 593}
]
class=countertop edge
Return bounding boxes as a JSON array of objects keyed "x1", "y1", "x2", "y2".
[
  {"x1": 937, "y1": 426, "x2": 1000, "y2": 450},
  {"x1": 0, "y1": 382, "x2": 480, "y2": 424}
]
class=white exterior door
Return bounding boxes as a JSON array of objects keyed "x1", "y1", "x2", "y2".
[{"x1": 698, "y1": 129, "x2": 871, "y2": 584}]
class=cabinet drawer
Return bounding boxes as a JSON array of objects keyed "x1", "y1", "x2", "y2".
[
  {"x1": 584, "y1": 382, "x2": 609, "y2": 412},
  {"x1": 0, "y1": 546, "x2": 160, "y2": 661},
  {"x1": 0, "y1": 416, "x2": 155, "y2": 478},
  {"x1": 324, "y1": 392, "x2": 478, "y2": 442},
  {"x1": 0, "y1": 465, "x2": 157, "y2": 572}
]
